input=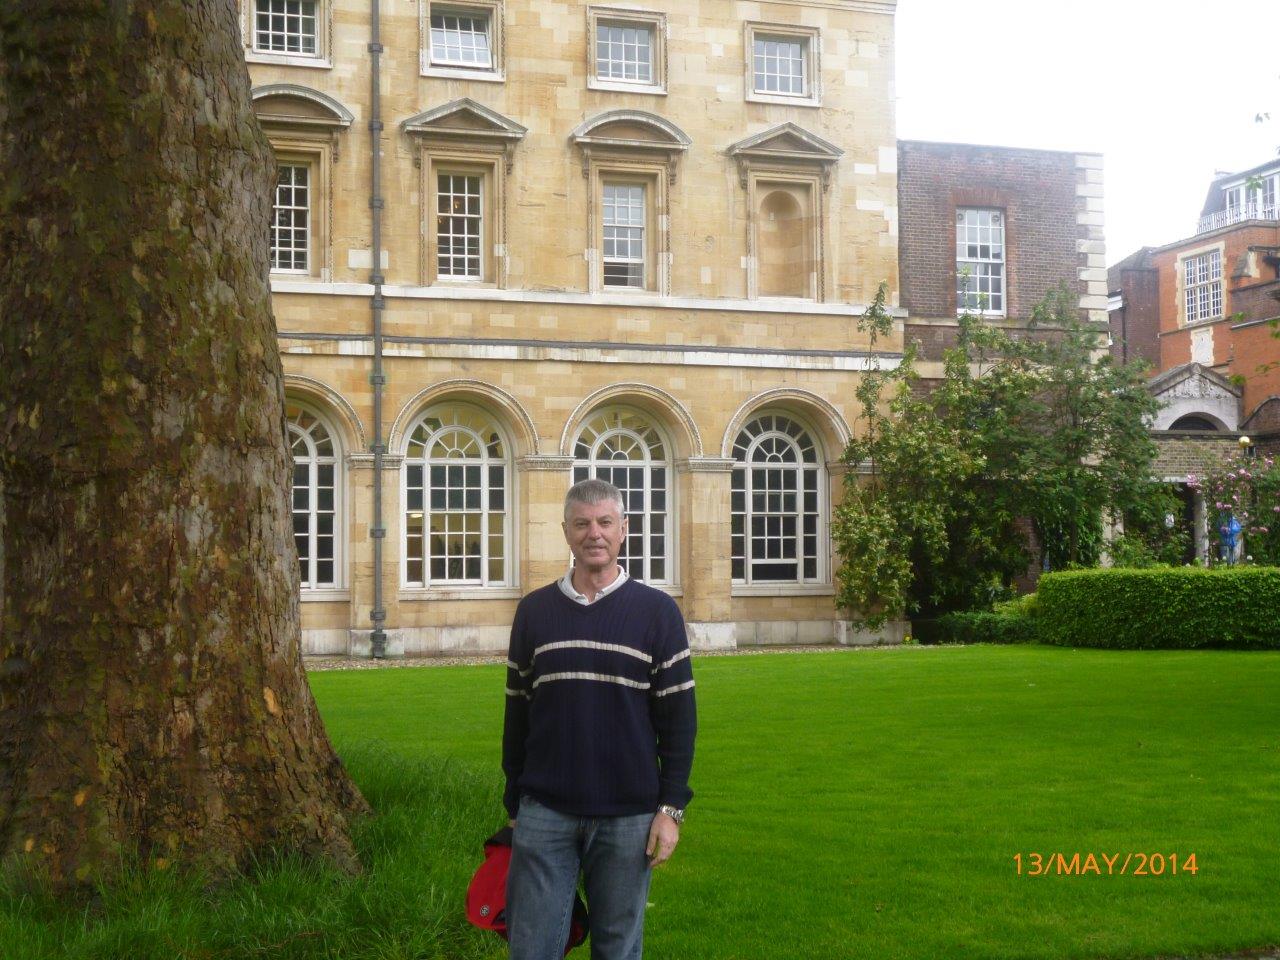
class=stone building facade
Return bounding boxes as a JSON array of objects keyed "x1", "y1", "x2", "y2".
[
  {"x1": 242, "y1": 0, "x2": 903, "y2": 655},
  {"x1": 896, "y1": 139, "x2": 1108, "y2": 378}
]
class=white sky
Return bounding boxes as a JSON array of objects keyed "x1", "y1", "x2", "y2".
[{"x1": 895, "y1": 0, "x2": 1280, "y2": 266}]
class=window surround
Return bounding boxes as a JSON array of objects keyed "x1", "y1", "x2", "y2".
[
  {"x1": 727, "y1": 123, "x2": 840, "y2": 302},
  {"x1": 586, "y1": 6, "x2": 668, "y2": 96},
  {"x1": 744, "y1": 21, "x2": 821, "y2": 108},
  {"x1": 421, "y1": 0, "x2": 505, "y2": 82},
  {"x1": 241, "y1": 0, "x2": 332, "y2": 69},
  {"x1": 1179, "y1": 242, "x2": 1226, "y2": 328},
  {"x1": 402, "y1": 100, "x2": 527, "y2": 287},
  {"x1": 572, "y1": 112, "x2": 689, "y2": 295},
  {"x1": 253, "y1": 85, "x2": 353, "y2": 282}
]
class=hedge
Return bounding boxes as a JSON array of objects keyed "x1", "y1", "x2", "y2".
[
  {"x1": 913, "y1": 610, "x2": 1037, "y2": 646},
  {"x1": 1037, "y1": 567, "x2": 1280, "y2": 649}
]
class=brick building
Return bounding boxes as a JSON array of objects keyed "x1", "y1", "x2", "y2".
[
  {"x1": 1106, "y1": 246, "x2": 1160, "y2": 369},
  {"x1": 896, "y1": 140, "x2": 1108, "y2": 377},
  {"x1": 1109, "y1": 160, "x2": 1280, "y2": 561},
  {"x1": 1111, "y1": 159, "x2": 1280, "y2": 436},
  {"x1": 243, "y1": 0, "x2": 904, "y2": 656}
]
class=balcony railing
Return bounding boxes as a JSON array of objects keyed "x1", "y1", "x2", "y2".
[{"x1": 1196, "y1": 201, "x2": 1280, "y2": 234}]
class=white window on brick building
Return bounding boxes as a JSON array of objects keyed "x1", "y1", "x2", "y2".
[
  {"x1": 956, "y1": 208, "x2": 1005, "y2": 315},
  {"x1": 271, "y1": 162, "x2": 310, "y2": 273},
  {"x1": 572, "y1": 408, "x2": 671, "y2": 584},
  {"x1": 731, "y1": 413, "x2": 824, "y2": 584},
  {"x1": 254, "y1": 0, "x2": 318, "y2": 54},
  {"x1": 436, "y1": 172, "x2": 483, "y2": 280},
  {"x1": 1183, "y1": 249, "x2": 1222, "y2": 324},
  {"x1": 404, "y1": 404, "x2": 510, "y2": 587},
  {"x1": 288, "y1": 404, "x2": 340, "y2": 589},
  {"x1": 602, "y1": 183, "x2": 646, "y2": 288}
]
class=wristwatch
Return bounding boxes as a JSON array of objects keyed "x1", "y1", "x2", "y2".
[{"x1": 657, "y1": 803, "x2": 685, "y2": 825}]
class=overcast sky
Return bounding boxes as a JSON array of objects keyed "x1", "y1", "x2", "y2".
[{"x1": 895, "y1": 0, "x2": 1280, "y2": 266}]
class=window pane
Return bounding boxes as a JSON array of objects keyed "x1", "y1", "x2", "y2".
[
  {"x1": 431, "y1": 11, "x2": 492, "y2": 67},
  {"x1": 255, "y1": 0, "x2": 318, "y2": 54},
  {"x1": 602, "y1": 183, "x2": 645, "y2": 288},
  {"x1": 596, "y1": 20, "x2": 653, "y2": 83},
  {"x1": 270, "y1": 164, "x2": 310, "y2": 272},
  {"x1": 955, "y1": 208, "x2": 1005, "y2": 314},
  {"x1": 437, "y1": 172, "x2": 483, "y2": 279}
]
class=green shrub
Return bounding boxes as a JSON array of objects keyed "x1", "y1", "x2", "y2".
[
  {"x1": 1037, "y1": 567, "x2": 1280, "y2": 649},
  {"x1": 993, "y1": 592, "x2": 1039, "y2": 618},
  {"x1": 914, "y1": 610, "x2": 1037, "y2": 646}
]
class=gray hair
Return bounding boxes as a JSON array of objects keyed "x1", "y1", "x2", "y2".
[{"x1": 564, "y1": 478, "x2": 625, "y2": 521}]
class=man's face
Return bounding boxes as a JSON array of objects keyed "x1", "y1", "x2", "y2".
[{"x1": 562, "y1": 497, "x2": 628, "y2": 573}]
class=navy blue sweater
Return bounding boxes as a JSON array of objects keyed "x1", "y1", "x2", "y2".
[{"x1": 502, "y1": 578, "x2": 696, "y2": 819}]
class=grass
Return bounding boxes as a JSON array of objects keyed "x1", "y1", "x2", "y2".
[{"x1": 3, "y1": 645, "x2": 1279, "y2": 959}]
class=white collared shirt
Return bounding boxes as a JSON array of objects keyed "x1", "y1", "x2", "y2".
[{"x1": 558, "y1": 565, "x2": 629, "y2": 605}]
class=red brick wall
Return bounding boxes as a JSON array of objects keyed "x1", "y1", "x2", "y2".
[
  {"x1": 1152, "y1": 223, "x2": 1280, "y2": 419},
  {"x1": 898, "y1": 140, "x2": 1086, "y2": 360},
  {"x1": 1109, "y1": 264, "x2": 1161, "y2": 370}
]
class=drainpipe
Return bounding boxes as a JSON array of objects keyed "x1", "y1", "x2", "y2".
[{"x1": 368, "y1": 0, "x2": 388, "y2": 658}]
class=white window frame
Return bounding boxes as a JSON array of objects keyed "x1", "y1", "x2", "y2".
[
  {"x1": 287, "y1": 402, "x2": 345, "y2": 593},
  {"x1": 587, "y1": 6, "x2": 667, "y2": 96},
  {"x1": 730, "y1": 412, "x2": 827, "y2": 587},
  {"x1": 744, "y1": 22, "x2": 821, "y2": 108},
  {"x1": 242, "y1": 0, "x2": 331, "y2": 69},
  {"x1": 1181, "y1": 246, "x2": 1224, "y2": 326},
  {"x1": 271, "y1": 160, "x2": 312, "y2": 275},
  {"x1": 421, "y1": 0, "x2": 505, "y2": 81},
  {"x1": 435, "y1": 171, "x2": 485, "y2": 282},
  {"x1": 571, "y1": 407, "x2": 674, "y2": 585},
  {"x1": 956, "y1": 207, "x2": 1006, "y2": 317},
  {"x1": 602, "y1": 182, "x2": 647, "y2": 290},
  {"x1": 401, "y1": 403, "x2": 512, "y2": 590}
]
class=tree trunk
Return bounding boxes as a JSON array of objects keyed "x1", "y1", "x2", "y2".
[{"x1": 0, "y1": 1, "x2": 367, "y2": 885}]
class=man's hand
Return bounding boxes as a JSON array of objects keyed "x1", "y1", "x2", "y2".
[{"x1": 646, "y1": 810, "x2": 679, "y2": 868}]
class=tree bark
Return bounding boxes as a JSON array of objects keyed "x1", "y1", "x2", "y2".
[{"x1": 0, "y1": 1, "x2": 367, "y2": 886}]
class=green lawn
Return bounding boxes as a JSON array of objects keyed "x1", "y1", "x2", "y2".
[{"x1": 4, "y1": 646, "x2": 1279, "y2": 959}]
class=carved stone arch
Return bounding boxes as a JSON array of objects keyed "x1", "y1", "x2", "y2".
[
  {"x1": 283, "y1": 374, "x2": 366, "y2": 453},
  {"x1": 559, "y1": 383, "x2": 704, "y2": 459},
  {"x1": 389, "y1": 379, "x2": 539, "y2": 457},
  {"x1": 252, "y1": 84, "x2": 354, "y2": 153},
  {"x1": 570, "y1": 110, "x2": 691, "y2": 183},
  {"x1": 721, "y1": 388, "x2": 852, "y2": 461}
]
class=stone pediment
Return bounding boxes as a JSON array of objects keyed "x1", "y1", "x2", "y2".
[
  {"x1": 400, "y1": 98, "x2": 528, "y2": 143},
  {"x1": 1149, "y1": 362, "x2": 1241, "y2": 431},
  {"x1": 726, "y1": 123, "x2": 843, "y2": 187},
  {"x1": 570, "y1": 110, "x2": 691, "y2": 182},
  {"x1": 252, "y1": 84, "x2": 354, "y2": 130},
  {"x1": 1149, "y1": 362, "x2": 1239, "y2": 402}
]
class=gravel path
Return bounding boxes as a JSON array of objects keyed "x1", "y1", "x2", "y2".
[{"x1": 302, "y1": 643, "x2": 927, "y2": 671}]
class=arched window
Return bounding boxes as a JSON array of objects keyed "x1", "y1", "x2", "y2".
[
  {"x1": 572, "y1": 408, "x2": 671, "y2": 584},
  {"x1": 404, "y1": 403, "x2": 510, "y2": 587},
  {"x1": 288, "y1": 403, "x2": 341, "y2": 589},
  {"x1": 731, "y1": 413, "x2": 823, "y2": 584}
]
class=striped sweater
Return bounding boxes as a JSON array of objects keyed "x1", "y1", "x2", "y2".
[{"x1": 502, "y1": 577, "x2": 696, "y2": 818}]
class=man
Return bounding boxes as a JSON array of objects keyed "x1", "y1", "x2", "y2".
[{"x1": 502, "y1": 478, "x2": 697, "y2": 960}]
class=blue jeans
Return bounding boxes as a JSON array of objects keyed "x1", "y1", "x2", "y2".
[{"x1": 508, "y1": 795, "x2": 654, "y2": 960}]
